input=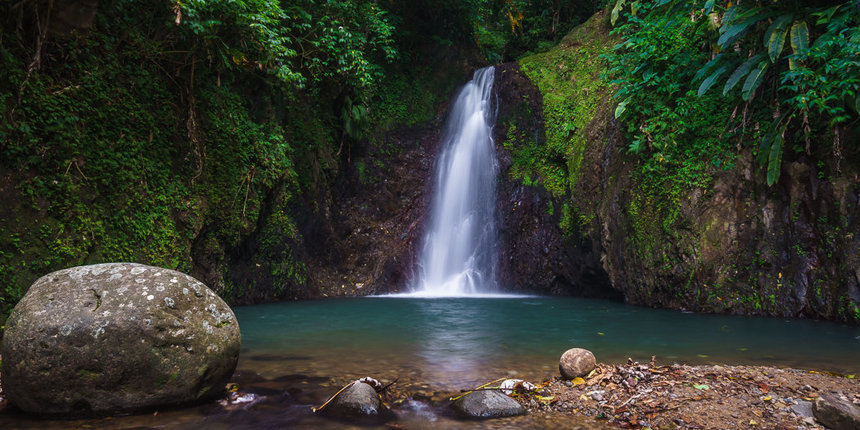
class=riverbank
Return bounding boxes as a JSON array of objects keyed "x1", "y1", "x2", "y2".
[
  {"x1": 511, "y1": 359, "x2": 858, "y2": 429},
  {"x1": 0, "y1": 356, "x2": 857, "y2": 428}
]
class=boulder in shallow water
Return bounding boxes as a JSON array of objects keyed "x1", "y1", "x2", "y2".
[
  {"x1": 813, "y1": 394, "x2": 860, "y2": 430},
  {"x1": 452, "y1": 390, "x2": 526, "y2": 418},
  {"x1": 559, "y1": 347, "x2": 596, "y2": 380},
  {"x1": 320, "y1": 381, "x2": 388, "y2": 419},
  {"x1": 0, "y1": 263, "x2": 241, "y2": 414}
]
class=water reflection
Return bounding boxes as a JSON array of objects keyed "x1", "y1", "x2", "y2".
[{"x1": 411, "y1": 299, "x2": 501, "y2": 384}]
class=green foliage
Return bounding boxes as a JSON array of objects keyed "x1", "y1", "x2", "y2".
[
  {"x1": 178, "y1": 0, "x2": 397, "y2": 90},
  {"x1": 611, "y1": 0, "x2": 859, "y2": 186},
  {"x1": 475, "y1": 0, "x2": 609, "y2": 62},
  {"x1": 0, "y1": 0, "x2": 400, "y2": 316}
]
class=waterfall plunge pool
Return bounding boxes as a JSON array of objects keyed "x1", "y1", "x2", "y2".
[{"x1": 2, "y1": 296, "x2": 858, "y2": 429}]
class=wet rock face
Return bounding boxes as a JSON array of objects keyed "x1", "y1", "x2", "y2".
[
  {"x1": 1, "y1": 263, "x2": 241, "y2": 415},
  {"x1": 492, "y1": 63, "x2": 620, "y2": 299},
  {"x1": 452, "y1": 390, "x2": 526, "y2": 418}
]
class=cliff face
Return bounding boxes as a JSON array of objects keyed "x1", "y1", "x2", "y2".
[{"x1": 493, "y1": 12, "x2": 860, "y2": 323}]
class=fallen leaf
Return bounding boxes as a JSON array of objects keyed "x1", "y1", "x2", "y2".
[
  {"x1": 536, "y1": 395, "x2": 557, "y2": 405},
  {"x1": 847, "y1": 375, "x2": 855, "y2": 379},
  {"x1": 758, "y1": 382, "x2": 769, "y2": 393},
  {"x1": 762, "y1": 396, "x2": 772, "y2": 402},
  {"x1": 750, "y1": 419, "x2": 759, "y2": 426},
  {"x1": 573, "y1": 377, "x2": 585, "y2": 385},
  {"x1": 693, "y1": 384, "x2": 709, "y2": 390}
]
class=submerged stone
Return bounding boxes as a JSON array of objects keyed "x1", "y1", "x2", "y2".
[
  {"x1": 1, "y1": 263, "x2": 240, "y2": 414},
  {"x1": 559, "y1": 347, "x2": 596, "y2": 379},
  {"x1": 452, "y1": 390, "x2": 526, "y2": 418}
]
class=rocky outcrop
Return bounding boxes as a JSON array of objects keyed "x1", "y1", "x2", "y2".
[
  {"x1": 1, "y1": 263, "x2": 240, "y2": 414},
  {"x1": 452, "y1": 390, "x2": 526, "y2": 418},
  {"x1": 493, "y1": 63, "x2": 621, "y2": 299},
  {"x1": 493, "y1": 12, "x2": 860, "y2": 323}
]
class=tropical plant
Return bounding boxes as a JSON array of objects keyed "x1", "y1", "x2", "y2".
[{"x1": 610, "y1": 0, "x2": 859, "y2": 185}]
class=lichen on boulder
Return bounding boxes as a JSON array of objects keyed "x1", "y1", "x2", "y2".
[{"x1": 0, "y1": 263, "x2": 241, "y2": 415}]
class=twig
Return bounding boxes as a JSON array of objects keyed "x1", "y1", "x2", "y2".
[
  {"x1": 449, "y1": 377, "x2": 507, "y2": 401},
  {"x1": 312, "y1": 381, "x2": 356, "y2": 413}
]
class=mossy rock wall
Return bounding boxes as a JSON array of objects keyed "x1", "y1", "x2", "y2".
[{"x1": 504, "y1": 11, "x2": 860, "y2": 323}]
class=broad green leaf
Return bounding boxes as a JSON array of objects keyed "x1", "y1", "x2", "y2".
[
  {"x1": 718, "y1": 11, "x2": 769, "y2": 47},
  {"x1": 698, "y1": 63, "x2": 730, "y2": 96},
  {"x1": 704, "y1": 0, "x2": 715, "y2": 14},
  {"x1": 767, "y1": 131, "x2": 784, "y2": 186},
  {"x1": 694, "y1": 54, "x2": 725, "y2": 82},
  {"x1": 741, "y1": 60, "x2": 768, "y2": 100},
  {"x1": 764, "y1": 15, "x2": 792, "y2": 63},
  {"x1": 790, "y1": 21, "x2": 809, "y2": 55},
  {"x1": 724, "y1": 54, "x2": 765, "y2": 95}
]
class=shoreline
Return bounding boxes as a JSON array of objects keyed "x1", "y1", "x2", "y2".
[{"x1": 0, "y1": 356, "x2": 858, "y2": 428}]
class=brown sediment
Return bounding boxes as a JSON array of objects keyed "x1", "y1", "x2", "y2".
[{"x1": 511, "y1": 359, "x2": 859, "y2": 429}]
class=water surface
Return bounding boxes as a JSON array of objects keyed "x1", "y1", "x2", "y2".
[{"x1": 3, "y1": 296, "x2": 857, "y2": 429}]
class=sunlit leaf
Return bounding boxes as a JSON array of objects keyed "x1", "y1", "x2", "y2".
[
  {"x1": 572, "y1": 377, "x2": 585, "y2": 385},
  {"x1": 693, "y1": 384, "x2": 710, "y2": 390},
  {"x1": 790, "y1": 21, "x2": 809, "y2": 55},
  {"x1": 764, "y1": 15, "x2": 792, "y2": 63}
]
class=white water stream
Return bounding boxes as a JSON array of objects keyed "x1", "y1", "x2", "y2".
[{"x1": 410, "y1": 66, "x2": 499, "y2": 296}]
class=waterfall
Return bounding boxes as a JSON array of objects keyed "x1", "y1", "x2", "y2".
[{"x1": 412, "y1": 66, "x2": 498, "y2": 296}]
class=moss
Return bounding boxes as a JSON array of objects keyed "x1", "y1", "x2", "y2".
[{"x1": 516, "y1": 13, "x2": 615, "y2": 196}]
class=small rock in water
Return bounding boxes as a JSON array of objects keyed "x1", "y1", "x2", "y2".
[
  {"x1": 813, "y1": 394, "x2": 860, "y2": 430},
  {"x1": 559, "y1": 348, "x2": 596, "y2": 380},
  {"x1": 318, "y1": 381, "x2": 389, "y2": 421},
  {"x1": 452, "y1": 390, "x2": 526, "y2": 419}
]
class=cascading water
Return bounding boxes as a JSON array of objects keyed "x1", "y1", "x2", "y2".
[{"x1": 412, "y1": 66, "x2": 498, "y2": 296}]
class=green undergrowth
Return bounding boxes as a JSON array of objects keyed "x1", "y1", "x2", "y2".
[
  {"x1": 516, "y1": 14, "x2": 614, "y2": 197},
  {"x1": 0, "y1": 6, "x2": 321, "y2": 319}
]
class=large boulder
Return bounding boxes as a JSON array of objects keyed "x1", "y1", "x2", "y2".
[
  {"x1": 452, "y1": 390, "x2": 526, "y2": 418},
  {"x1": 1, "y1": 263, "x2": 241, "y2": 414},
  {"x1": 559, "y1": 348, "x2": 596, "y2": 380}
]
